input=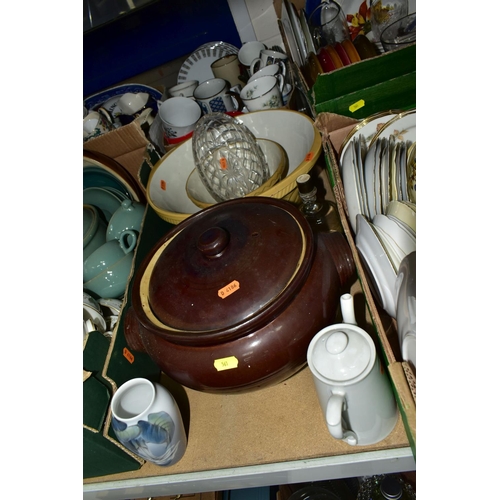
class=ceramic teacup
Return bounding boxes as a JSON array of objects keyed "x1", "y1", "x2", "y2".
[
  {"x1": 249, "y1": 49, "x2": 288, "y2": 76},
  {"x1": 248, "y1": 68, "x2": 285, "y2": 96},
  {"x1": 158, "y1": 96, "x2": 202, "y2": 145},
  {"x1": 238, "y1": 41, "x2": 267, "y2": 67},
  {"x1": 248, "y1": 63, "x2": 287, "y2": 84},
  {"x1": 193, "y1": 78, "x2": 244, "y2": 115},
  {"x1": 106, "y1": 199, "x2": 146, "y2": 242},
  {"x1": 240, "y1": 75, "x2": 284, "y2": 112},
  {"x1": 83, "y1": 110, "x2": 113, "y2": 142},
  {"x1": 167, "y1": 80, "x2": 199, "y2": 98},
  {"x1": 211, "y1": 54, "x2": 243, "y2": 87},
  {"x1": 83, "y1": 230, "x2": 137, "y2": 283},
  {"x1": 118, "y1": 92, "x2": 149, "y2": 115},
  {"x1": 83, "y1": 252, "x2": 135, "y2": 299},
  {"x1": 83, "y1": 204, "x2": 107, "y2": 261}
]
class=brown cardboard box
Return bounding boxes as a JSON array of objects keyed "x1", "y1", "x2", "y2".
[
  {"x1": 314, "y1": 111, "x2": 416, "y2": 457},
  {"x1": 83, "y1": 115, "x2": 164, "y2": 199}
]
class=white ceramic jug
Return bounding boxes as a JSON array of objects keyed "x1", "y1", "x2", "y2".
[{"x1": 307, "y1": 294, "x2": 398, "y2": 446}]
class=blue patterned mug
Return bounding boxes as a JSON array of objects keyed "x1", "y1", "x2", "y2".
[{"x1": 193, "y1": 78, "x2": 243, "y2": 115}]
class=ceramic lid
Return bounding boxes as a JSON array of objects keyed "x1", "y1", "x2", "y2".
[
  {"x1": 309, "y1": 325, "x2": 373, "y2": 383},
  {"x1": 145, "y1": 197, "x2": 314, "y2": 344}
]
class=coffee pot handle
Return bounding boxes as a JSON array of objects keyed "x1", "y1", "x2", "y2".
[
  {"x1": 326, "y1": 393, "x2": 358, "y2": 445},
  {"x1": 326, "y1": 392, "x2": 345, "y2": 439}
]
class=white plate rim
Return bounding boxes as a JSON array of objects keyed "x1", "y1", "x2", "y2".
[
  {"x1": 369, "y1": 109, "x2": 416, "y2": 147},
  {"x1": 339, "y1": 111, "x2": 401, "y2": 165},
  {"x1": 280, "y1": 1, "x2": 304, "y2": 67},
  {"x1": 380, "y1": 138, "x2": 390, "y2": 214},
  {"x1": 363, "y1": 138, "x2": 377, "y2": 219},
  {"x1": 341, "y1": 141, "x2": 363, "y2": 233},
  {"x1": 371, "y1": 223, "x2": 403, "y2": 272},
  {"x1": 373, "y1": 214, "x2": 416, "y2": 262},
  {"x1": 387, "y1": 214, "x2": 416, "y2": 241},
  {"x1": 299, "y1": 7, "x2": 316, "y2": 54},
  {"x1": 355, "y1": 214, "x2": 397, "y2": 318},
  {"x1": 354, "y1": 136, "x2": 369, "y2": 218},
  {"x1": 286, "y1": 0, "x2": 308, "y2": 63}
]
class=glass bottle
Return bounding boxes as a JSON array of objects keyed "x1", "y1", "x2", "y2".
[{"x1": 296, "y1": 173, "x2": 343, "y2": 234}]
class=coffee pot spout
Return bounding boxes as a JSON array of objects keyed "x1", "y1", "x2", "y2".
[{"x1": 340, "y1": 293, "x2": 357, "y2": 325}]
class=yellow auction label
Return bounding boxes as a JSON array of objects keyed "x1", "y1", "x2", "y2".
[
  {"x1": 349, "y1": 99, "x2": 365, "y2": 113},
  {"x1": 214, "y1": 356, "x2": 239, "y2": 371}
]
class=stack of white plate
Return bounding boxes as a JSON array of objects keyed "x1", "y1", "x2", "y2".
[{"x1": 339, "y1": 109, "x2": 416, "y2": 368}]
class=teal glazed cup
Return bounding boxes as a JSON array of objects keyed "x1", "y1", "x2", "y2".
[
  {"x1": 83, "y1": 204, "x2": 107, "y2": 262},
  {"x1": 106, "y1": 199, "x2": 146, "y2": 242},
  {"x1": 83, "y1": 229, "x2": 137, "y2": 283},
  {"x1": 83, "y1": 252, "x2": 135, "y2": 299}
]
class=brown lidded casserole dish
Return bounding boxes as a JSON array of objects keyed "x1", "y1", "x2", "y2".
[{"x1": 124, "y1": 196, "x2": 355, "y2": 393}]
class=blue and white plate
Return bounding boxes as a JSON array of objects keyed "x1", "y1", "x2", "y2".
[{"x1": 84, "y1": 83, "x2": 162, "y2": 114}]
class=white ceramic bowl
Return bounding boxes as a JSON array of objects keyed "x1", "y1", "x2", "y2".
[{"x1": 147, "y1": 109, "x2": 322, "y2": 224}]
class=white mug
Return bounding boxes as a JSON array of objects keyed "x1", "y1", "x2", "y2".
[
  {"x1": 307, "y1": 294, "x2": 398, "y2": 446},
  {"x1": 193, "y1": 78, "x2": 243, "y2": 115},
  {"x1": 167, "y1": 80, "x2": 199, "y2": 98},
  {"x1": 238, "y1": 41, "x2": 267, "y2": 67},
  {"x1": 250, "y1": 49, "x2": 288, "y2": 75},
  {"x1": 240, "y1": 75, "x2": 284, "y2": 112},
  {"x1": 248, "y1": 63, "x2": 287, "y2": 84},
  {"x1": 158, "y1": 96, "x2": 202, "y2": 145}
]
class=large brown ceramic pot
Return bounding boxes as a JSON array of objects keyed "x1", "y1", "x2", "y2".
[{"x1": 124, "y1": 197, "x2": 355, "y2": 393}]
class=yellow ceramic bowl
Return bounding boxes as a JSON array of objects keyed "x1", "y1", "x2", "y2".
[
  {"x1": 237, "y1": 110, "x2": 322, "y2": 200},
  {"x1": 186, "y1": 139, "x2": 289, "y2": 210},
  {"x1": 146, "y1": 140, "x2": 199, "y2": 225},
  {"x1": 147, "y1": 110, "x2": 322, "y2": 224}
]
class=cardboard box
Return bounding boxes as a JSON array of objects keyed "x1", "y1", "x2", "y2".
[
  {"x1": 84, "y1": 186, "x2": 411, "y2": 487},
  {"x1": 83, "y1": 116, "x2": 164, "y2": 199},
  {"x1": 82, "y1": 207, "x2": 170, "y2": 479},
  {"x1": 314, "y1": 112, "x2": 416, "y2": 457},
  {"x1": 311, "y1": 44, "x2": 416, "y2": 120}
]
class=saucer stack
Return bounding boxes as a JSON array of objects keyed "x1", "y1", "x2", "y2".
[{"x1": 339, "y1": 109, "x2": 416, "y2": 369}]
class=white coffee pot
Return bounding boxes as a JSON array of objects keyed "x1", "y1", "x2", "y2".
[{"x1": 307, "y1": 293, "x2": 398, "y2": 446}]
